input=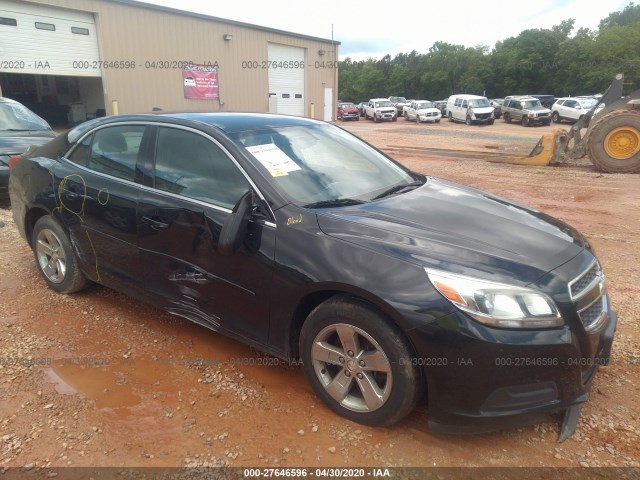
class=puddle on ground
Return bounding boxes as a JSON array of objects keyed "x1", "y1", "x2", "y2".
[{"x1": 44, "y1": 361, "x2": 141, "y2": 408}]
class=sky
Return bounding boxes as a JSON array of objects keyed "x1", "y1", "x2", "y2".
[{"x1": 137, "y1": 0, "x2": 629, "y2": 60}]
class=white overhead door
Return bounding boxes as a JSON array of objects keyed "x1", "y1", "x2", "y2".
[
  {"x1": 268, "y1": 43, "x2": 304, "y2": 116},
  {"x1": 0, "y1": 0, "x2": 100, "y2": 76}
]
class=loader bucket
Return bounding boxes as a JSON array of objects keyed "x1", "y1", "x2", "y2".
[{"x1": 486, "y1": 129, "x2": 567, "y2": 166}]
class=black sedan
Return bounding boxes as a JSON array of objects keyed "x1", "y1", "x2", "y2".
[
  {"x1": 0, "y1": 97, "x2": 56, "y2": 199},
  {"x1": 9, "y1": 112, "x2": 616, "y2": 438}
]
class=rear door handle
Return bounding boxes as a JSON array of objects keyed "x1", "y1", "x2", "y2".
[{"x1": 142, "y1": 216, "x2": 169, "y2": 230}]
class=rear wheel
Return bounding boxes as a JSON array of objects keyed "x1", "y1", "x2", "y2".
[
  {"x1": 32, "y1": 215, "x2": 90, "y2": 294},
  {"x1": 588, "y1": 110, "x2": 640, "y2": 173},
  {"x1": 299, "y1": 296, "x2": 424, "y2": 426}
]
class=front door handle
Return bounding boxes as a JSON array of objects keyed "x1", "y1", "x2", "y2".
[{"x1": 142, "y1": 216, "x2": 169, "y2": 230}]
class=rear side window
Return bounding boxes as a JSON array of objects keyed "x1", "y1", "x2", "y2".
[
  {"x1": 66, "y1": 125, "x2": 144, "y2": 182},
  {"x1": 153, "y1": 127, "x2": 250, "y2": 209}
]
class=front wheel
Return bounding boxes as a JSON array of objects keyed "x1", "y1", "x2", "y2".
[
  {"x1": 504, "y1": 113, "x2": 511, "y2": 124},
  {"x1": 552, "y1": 112, "x2": 560, "y2": 123},
  {"x1": 448, "y1": 112, "x2": 453, "y2": 122},
  {"x1": 522, "y1": 117, "x2": 530, "y2": 127},
  {"x1": 416, "y1": 116, "x2": 421, "y2": 124},
  {"x1": 465, "y1": 116, "x2": 472, "y2": 126},
  {"x1": 299, "y1": 296, "x2": 424, "y2": 426},
  {"x1": 32, "y1": 215, "x2": 90, "y2": 294}
]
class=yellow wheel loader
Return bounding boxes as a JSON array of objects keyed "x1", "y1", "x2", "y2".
[{"x1": 518, "y1": 73, "x2": 640, "y2": 173}]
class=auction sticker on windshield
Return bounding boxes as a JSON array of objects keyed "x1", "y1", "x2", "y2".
[{"x1": 246, "y1": 144, "x2": 301, "y2": 177}]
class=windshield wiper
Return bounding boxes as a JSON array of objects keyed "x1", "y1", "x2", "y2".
[
  {"x1": 372, "y1": 180, "x2": 424, "y2": 200},
  {"x1": 303, "y1": 198, "x2": 366, "y2": 209}
]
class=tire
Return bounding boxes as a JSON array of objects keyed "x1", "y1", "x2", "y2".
[
  {"x1": 522, "y1": 116, "x2": 530, "y2": 127},
  {"x1": 32, "y1": 215, "x2": 90, "y2": 294},
  {"x1": 392, "y1": 116, "x2": 397, "y2": 122},
  {"x1": 299, "y1": 296, "x2": 424, "y2": 427},
  {"x1": 448, "y1": 112, "x2": 453, "y2": 122},
  {"x1": 436, "y1": 119, "x2": 440, "y2": 123},
  {"x1": 504, "y1": 113, "x2": 511, "y2": 124},
  {"x1": 416, "y1": 116, "x2": 421, "y2": 124},
  {"x1": 587, "y1": 110, "x2": 640, "y2": 173},
  {"x1": 355, "y1": 116, "x2": 359, "y2": 121},
  {"x1": 465, "y1": 116, "x2": 472, "y2": 126},
  {"x1": 552, "y1": 112, "x2": 560, "y2": 123},
  {"x1": 488, "y1": 119, "x2": 494, "y2": 125},
  {"x1": 374, "y1": 115, "x2": 379, "y2": 123}
]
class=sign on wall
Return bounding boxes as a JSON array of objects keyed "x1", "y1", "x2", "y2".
[{"x1": 183, "y1": 64, "x2": 219, "y2": 100}]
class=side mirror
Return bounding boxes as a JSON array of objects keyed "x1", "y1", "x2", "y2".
[{"x1": 218, "y1": 191, "x2": 253, "y2": 256}]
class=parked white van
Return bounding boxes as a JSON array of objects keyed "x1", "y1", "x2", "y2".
[{"x1": 446, "y1": 94, "x2": 495, "y2": 125}]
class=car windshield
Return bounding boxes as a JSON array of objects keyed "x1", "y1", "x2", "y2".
[
  {"x1": 580, "y1": 100, "x2": 597, "y2": 109},
  {"x1": 396, "y1": 97, "x2": 407, "y2": 103},
  {"x1": 522, "y1": 100, "x2": 543, "y2": 109},
  {"x1": 232, "y1": 124, "x2": 417, "y2": 207},
  {"x1": 417, "y1": 102, "x2": 434, "y2": 109},
  {"x1": 375, "y1": 101, "x2": 393, "y2": 107},
  {"x1": 468, "y1": 98, "x2": 491, "y2": 108},
  {"x1": 341, "y1": 104, "x2": 356, "y2": 109},
  {"x1": 0, "y1": 101, "x2": 51, "y2": 132}
]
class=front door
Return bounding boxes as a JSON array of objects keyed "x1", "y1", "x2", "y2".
[{"x1": 137, "y1": 125, "x2": 276, "y2": 343}]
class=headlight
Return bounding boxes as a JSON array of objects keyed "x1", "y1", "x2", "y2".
[{"x1": 425, "y1": 269, "x2": 563, "y2": 328}]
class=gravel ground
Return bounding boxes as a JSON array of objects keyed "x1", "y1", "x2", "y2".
[{"x1": 1, "y1": 118, "x2": 639, "y2": 477}]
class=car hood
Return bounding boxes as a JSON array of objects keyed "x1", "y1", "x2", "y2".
[
  {"x1": 470, "y1": 107, "x2": 495, "y2": 114},
  {"x1": 417, "y1": 108, "x2": 441, "y2": 115},
  {"x1": 0, "y1": 131, "x2": 56, "y2": 155},
  {"x1": 316, "y1": 178, "x2": 585, "y2": 286}
]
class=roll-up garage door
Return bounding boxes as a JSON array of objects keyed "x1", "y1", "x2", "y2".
[
  {"x1": 268, "y1": 43, "x2": 304, "y2": 116},
  {"x1": 0, "y1": 0, "x2": 100, "y2": 77}
]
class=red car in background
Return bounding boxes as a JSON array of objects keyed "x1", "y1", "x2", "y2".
[{"x1": 337, "y1": 102, "x2": 360, "y2": 121}]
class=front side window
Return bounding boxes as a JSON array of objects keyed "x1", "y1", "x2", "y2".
[
  {"x1": 154, "y1": 127, "x2": 250, "y2": 209},
  {"x1": 67, "y1": 125, "x2": 144, "y2": 181}
]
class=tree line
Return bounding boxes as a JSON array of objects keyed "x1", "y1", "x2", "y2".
[{"x1": 338, "y1": 3, "x2": 640, "y2": 102}]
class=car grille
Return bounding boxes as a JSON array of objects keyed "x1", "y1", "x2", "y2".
[
  {"x1": 539, "y1": 112, "x2": 550, "y2": 117},
  {"x1": 569, "y1": 261, "x2": 607, "y2": 331},
  {"x1": 477, "y1": 113, "x2": 492, "y2": 119},
  {"x1": 570, "y1": 263, "x2": 600, "y2": 298},
  {"x1": 578, "y1": 296, "x2": 606, "y2": 329},
  {"x1": 425, "y1": 112, "x2": 438, "y2": 117}
]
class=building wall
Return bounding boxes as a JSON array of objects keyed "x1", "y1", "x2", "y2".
[{"x1": 22, "y1": 0, "x2": 339, "y2": 118}]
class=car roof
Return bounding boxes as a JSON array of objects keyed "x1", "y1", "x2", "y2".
[
  {"x1": 505, "y1": 95, "x2": 537, "y2": 100},
  {"x1": 79, "y1": 112, "x2": 325, "y2": 134}
]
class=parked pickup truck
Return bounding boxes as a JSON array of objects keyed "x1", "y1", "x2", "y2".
[
  {"x1": 403, "y1": 100, "x2": 442, "y2": 123},
  {"x1": 364, "y1": 98, "x2": 397, "y2": 122}
]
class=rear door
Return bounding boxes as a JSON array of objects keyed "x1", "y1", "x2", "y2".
[
  {"x1": 54, "y1": 123, "x2": 149, "y2": 291},
  {"x1": 137, "y1": 124, "x2": 276, "y2": 343}
]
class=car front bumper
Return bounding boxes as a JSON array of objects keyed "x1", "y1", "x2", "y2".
[{"x1": 406, "y1": 295, "x2": 617, "y2": 436}]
